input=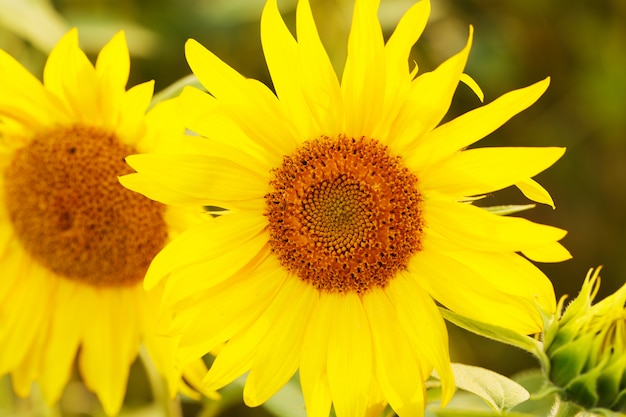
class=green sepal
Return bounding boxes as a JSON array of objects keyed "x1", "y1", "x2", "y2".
[
  {"x1": 439, "y1": 308, "x2": 546, "y2": 361},
  {"x1": 548, "y1": 333, "x2": 594, "y2": 388},
  {"x1": 481, "y1": 204, "x2": 536, "y2": 216}
]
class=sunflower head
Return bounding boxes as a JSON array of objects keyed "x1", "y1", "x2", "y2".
[
  {"x1": 0, "y1": 28, "x2": 213, "y2": 415},
  {"x1": 120, "y1": 0, "x2": 569, "y2": 416},
  {"x1": 544, "y1": 268, "x2": 626, "y2": 413}
]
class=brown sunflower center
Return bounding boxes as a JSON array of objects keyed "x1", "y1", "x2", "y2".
[
  {"x1": 4, "y1": 124, "x2": 168, "y2": 287},
  {"x1": 265, "y1": 135, "x2": 424, "y2": 294}
]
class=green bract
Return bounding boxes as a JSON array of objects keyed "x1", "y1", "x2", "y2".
[{"x1": 544, "y1": 268, "x2": 626, "y2": 413}]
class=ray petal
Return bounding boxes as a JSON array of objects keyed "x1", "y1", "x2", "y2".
[
  {"x1": 244, "y1": 278, "x2": 317, "y2": 406},
  {"x1": 296, "y1": 0, "x2": 343, "y2": 137},
  {"x1": 389, "y1": 27, "x2": 473, "y2": 154},
  {"x1": 419, "y1": 147, "x2": 565, "y2": 198},
  {"x1": 326, "y1": 292, "x2": 372, "y2": 417},
  {"x1": 124, "y1": 152, "x2": 268, "y2": 204},
  {"x1": 185, "y1": 39, "x2": 298, "y2": 155},
  {"x1": 388, "y1": 273, "x2": 455, "y2": 404},
  {"x1": 143, "y1": 212, "x2": 266, "y2": 290},
  {"x1": 424, "y1": 199, "x2": 567, "y2": 252},
  {"x1": 406, "y1": 78, "x2": 550, "y2": 170},
  {"x1": 261, "y1": 0, "x2": 312, "y2": 137},
  {"x1": 363, "y1": 288, "x2": 427, "y2": 416},
  {"x1": 342, "y1": 0, "x2": 385, "y2": 138}
]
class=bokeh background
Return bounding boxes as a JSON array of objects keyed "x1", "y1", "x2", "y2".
[{"x1": 1, "y1": 0, "x2": 625, "y2": 415}]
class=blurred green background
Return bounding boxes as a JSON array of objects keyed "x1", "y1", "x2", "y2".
[{"x1": 1, "y1": 0, "x2": 625, "y2": 415}]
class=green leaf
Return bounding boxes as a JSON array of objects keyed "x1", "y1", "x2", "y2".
[
  {"x1": 442, "y1": 364, "x2": 530, "y2": 412},
  {"x1": 151, "y1": 74, "x2": 204, "y2": 108},
  {"x1": 0, "y1": 0, "x2": 69, "y2": 53},
  {"x1": 481, "y1": 204, "x2": 536, "y2": 216},
  {"x1": 439, "y1": 308, "x2": 546, "y2": 362}
]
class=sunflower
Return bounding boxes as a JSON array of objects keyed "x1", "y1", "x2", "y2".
[
  {"x1": 0, "y1": 29, "x2": 209, "y2": 415},
  {"x1": 121, "y1": 0, "x2": 570, "y2": 415}
]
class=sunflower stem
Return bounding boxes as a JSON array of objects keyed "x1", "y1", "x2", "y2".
[{"x1": 139, "y1": 347, "x2": 182, "y2": 417}]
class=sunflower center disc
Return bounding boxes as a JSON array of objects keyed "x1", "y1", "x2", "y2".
[
  {"x1": 265, "y1": 136, "x2": 424, "y2": 294},
  {"x1": 4, "y1": 125, "x2": 168, "y2": 287}
]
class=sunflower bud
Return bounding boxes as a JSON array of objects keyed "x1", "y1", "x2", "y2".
[{"x1": 543, "y1": 268, "x2": 626, "y2": 413}]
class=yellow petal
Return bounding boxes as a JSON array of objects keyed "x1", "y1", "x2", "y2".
[
  {"x1": 124, "y1": 152, "x2": 268, "y2": 204},
  {"x1": 407, "y1": 78, "x2": 550, "y2": 170},
  {"x1": 175, "y1": 256, "x2": 286, "y2": 362},
  {"x1": 116, "y1": 80, "x2": 154, "y2": 145},
  {"x1": 363, "y1": 288, "x2": 427, "y2": 416},
  {"x1": 43, "y1": 28, "x2": 99, "y2": 123},
  {"x1": 40, "y1": 282, "x2": 84, "y2": 403},
  {"x1": 424, "y1": 200, "x2": 567, "y2": 252},
  {"x1": 95, "y1": 31, "x2": 130, "y2": 129},
  {"x1": 387, "y1": 273, "x2": 455, "y2": 405},
  {"x1": 522, "y1": 241, "x2": 572, "y2": 263},
  {"x1": 516, "y1": 177, "x2": 556, "y2": 208},
  {"x1": 143, "y1": 212, "x2": 265, "y2": 290},
  {"x1": 374, "y1": 0, "x2": 430, "y2": 139},
  {"x1": 420, "y1": 147, "x2": 565, "y2": 198},
  {"x1": 388, "y1": 27, "x2": 473, "y2": 154},
  {"x1": 296, "y1": 0, "x2": 343, "y2": 137},
  {"x1": 244, "y1": 278, "x2": 317, "y2": 406},
  {"x1": 185, "y1": 39, "x2": 298, "y2": 155},
  {"x1": 79, "y1": 289, "x2": 140, "y2": 416},
  {"x1": 95, "y1": 31, "x2": 130, "y2": 91},
  {"x1": 261, "y1": 0, "x2": 312, "y2": 137},
  {"x1": 342, "y1": 0, "x2": 385, "y2": 138},
  {"x1": 326, "y1": 292, "x2": 372, "y2": 417},
  {"x1": 410, "y1": 248, "x2": 553, "y2": 333},
  {"x1": 178, "y1": 86, "x2": 279, "y2": 170},
  {"x1": 0, "y1": 49, "x2": 67, "y2": 128},
  {"x1": 300, "y1": 294, "x2": 333, "y2": 417}
]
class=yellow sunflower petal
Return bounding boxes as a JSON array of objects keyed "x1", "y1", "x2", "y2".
[
  {"x1": 374, "y1": 0, "x2": 430, "y2": 139},
  {"x1": 295, "y1": 0, "x2": 343, "y2": 137},
  {"x1": 420, "y1": 147, "x2": 565, "y2": 198},
  {"x1": 0, "y1": 265, "x2": 48, "y2": 373},
  {"x1": 424, "y1": 199, "x2": 567, "y2": 252},
  {"x1": 161, "y1": 231, "x2": 269, "y2": 308},
  {"x1": 0, "y1": 49, "x2": 66, "y2": 128},
  {"x1": 95, "y1": 30, "x2": 130, "y2": 92},
  {"x1": 244, "y1": 278, "x2": 317, "y2": 406},
  {"x1": 388, "y1": 273, "x2": 455, "y2": 405},
  {"x1": 261, "y1": 0, "x2": 313, "y2": 137},
  {"x1": 116, "y1": 80, "x2": 155, "y2": 144},
  {"x1": 342, "y1": 0, "x2": 385, "y2": 138},
  {"x1": 300, "y1": 296, "x2": 333, "y2": 417},
  {"x1": 200, "y1": 273, "x2": 290, "y2": 392},
  {"x1": 407, "y1": 78, "x2": 550, "y2": 170},
  {"x1": 522, "y1": 241, "x2": 572, "y2": 263},
  {"x1": 363, "y1": 289, "x2": 427, "y2": 416},
  {"x1": 177, "y1": 86, "x2": 279, "y2": 170},
  {"x1": 39, "y1": 282, "x2": 84, "y2": 404},
  {"x1": 43, "y1": 28, "x2": 99, "y2": 123},
  {"x1": 411, "y1": 249, "x2": 550, "y2": 334},
  {"x1": 515, "y1": 177, "x2": 556, "y2": 208},
  {"x1": 124, "y1": 152, "x2": 267, "y2": 204},
  {"x1": 95, "y1": 31, "x2": 129, "y2": 129},
  {"x1": 185, "y1": 39, "x2": 298, "y2": 155},
  {"x1": 175, "y1": 256, "x2": 286, "y2": 362},
  {"x1": 326, "y1": 292, "x2": 372, "y2": 417},
  {"x1": 79, "y1": 289, "x2": 140, "y2": 416},
  {"x1": 388, "y1": 27, "x2": 473, "y2": 153},
  {"x1": 143, "y1": 212, "x2": 266, "y2": 290}
]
